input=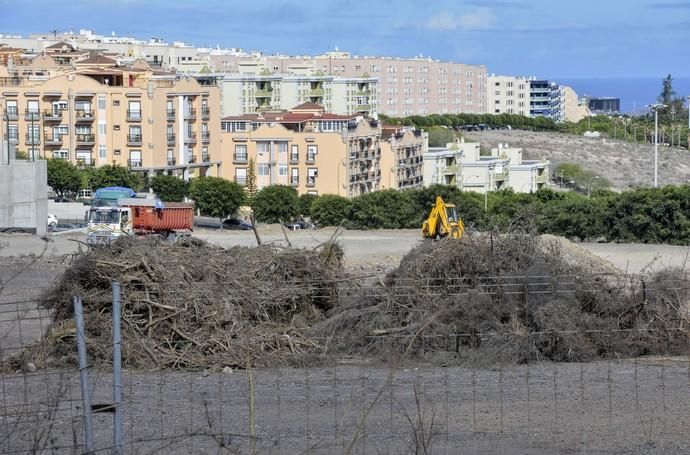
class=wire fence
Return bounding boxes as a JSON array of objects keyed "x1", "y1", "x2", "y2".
[{"x1": 1, "y1": 272, "x2": 689, "y2": 454}]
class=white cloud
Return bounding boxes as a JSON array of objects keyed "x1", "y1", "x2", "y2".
[{"x1": 426, "y1": 8, "x2": 496, "y2": 31}]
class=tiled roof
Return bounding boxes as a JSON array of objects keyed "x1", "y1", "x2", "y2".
[
  {"x1": 291, "y1": 102, "x2": 325, "y2": 111},
  {"x1": 76, "y1": 54, "x2": 117, "y2": 65}
]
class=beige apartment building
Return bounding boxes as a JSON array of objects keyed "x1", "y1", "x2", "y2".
[
  {"x1": 487, "y1": 75, "x2": 531, "y2": 116},
  {"x1": 380, "y1": 126, "x2": 427, "y2": 190},
  {"x1": 220, "y1": 105, "x2": 398, "y2": 197},
  {"x1": 0, "y1": 59, "x2": 222, "y2": 179}
]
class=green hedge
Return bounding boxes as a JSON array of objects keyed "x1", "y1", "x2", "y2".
[{"x1": 306, "y1": 185, "x2": 690, "y2": 245}]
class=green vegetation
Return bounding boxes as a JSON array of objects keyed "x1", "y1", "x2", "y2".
[
  {"x1": 46, "y1": 159, "x2": 82, "y2": 198},
  {"x1": 252, "y1": 185, "x2": 299, "y2": 223},
  {"x1": 297, "y1": 193, "x2": 318, "y2": 217},
  {"x1": 189, "y1": 177, "x2": 245, "y2": 219},
  {"x1": 150, "y1": 174, "x2": 188, "y2": 202},
  {"x1": 305, "y1": 184, "x2": 690, "y2": 245},
  {"x1": 554, "y1": 163, "x2": 611, "y2": 191},
  {"x1": 381, "y1": 112, "x2": 558, "y2": 132},
  {"x1": 427, "y1": 126, "x2": 458, "y2": 147},
  {"x1": 90, "y1": 165, "x2": 143, "y2": 191}
]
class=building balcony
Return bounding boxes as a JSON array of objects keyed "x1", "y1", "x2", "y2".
[
  {"x1": 128, "y1": 159, "x2": 143, "y2": 169},
  {"x1": 8, "y1": 136, "x2": 19, "y2": 144},
  {"x1": 201, "y1": 107, "x2": 210, "y2": 119},
  {"x1": 126, "y1": 110, "x2": 142, "y2": 122},
  {"x1": 167, "y1": 158, "x2": 176, "y2": 166},
  {"x1": 306, "y1": 156, "x2": 316, "y2": 165},
  {"x1": 43, "y1": 110, "x2": 63, "y2": 121},
  {"x1": 24, "y1": 111, "x2": 41, "y2": 121},
  {"x1": 184, "y1": 108, "x2": 196, "y2": 120},
  {"x1": 127, "y1": 134, "x2": 143, "y2": 146},
  {"x1": 5, "y1": 109, "x2": 18, "y2": 121},
  {"x1": 201, "y1": 131, "x2": 210, "y2": 143},
  {"x1": 443, "y1": 164, "x2": 460, "y2": 174},
  {"x1": 24, "y1": 134, "x2": 40, "y2": 145},
  {"x1": 76, "y1": 158, "x2": 95, "y2": 168},
  {"x1": 494, "y1": 170, "x2": 509, "y2": 181},
  {"x1": 254, "y1": 89, "x2": 273, "y2": 98},
  {"x1": 233, "y1": 154, "x2": 248, "y2": 164},
  {"x1": 536, "y1": 173, "x2": 548, "y2": 184},
  {"x1": 354, "y1": 89, "x2": 372, "y2": 96},
  {"x1": 167, "y1": 133, "x2": 176, "y2": 144},
  {"x1": 308, "y1": 88, "x2": 324, "y2": 97},
  {"x1": 354, "y1": 104, "x2": 371, "y2": 112},
  {"x1": 44, "y1": 136, "x2": 63, "y2": 146},
  {"x1": 188, "y1": 155, "x2": 197, "y2": 164},
  {"x1": 202, "y1": 153, "x2": 210, "y2": 163},
  {"x1": 76, "y1": 134, "x2": 95, "y2": 145},
  {"x1": 184, "y1": 132, "x2": 197, "y2": 144},
  {"x1": 290, "y1": 178, "x2": 299, "y2": 187},
  {"x1": 306, "y1": 179, "x2": 316, "y2": 188},
  {"x1": 75, "y1": 110, "x2": 94, "y2": 122},
  {"x1": 166, "y1": 109, "x2": 176, "y2": 121}
]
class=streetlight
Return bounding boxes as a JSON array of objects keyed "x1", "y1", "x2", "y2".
[
  {"x1": 648, "y1": 103, "x2": 667, "y2": 188},
  {"x1": 687, "y1": 96, "x2": 690, "y2": 150},
  {"x1": 587, "y1": 175, "x2": 600, "y2": 198},
  {"x1": 336, "y1": 158, "x2": 347, "y2": 196}
]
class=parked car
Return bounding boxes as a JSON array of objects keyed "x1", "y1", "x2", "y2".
[
  {"x1": 222, "y1": 218, "x2": 253, "y2": 230},
  {"x1": 47, "y1": 214, "x2": 58, "y2": 229}
]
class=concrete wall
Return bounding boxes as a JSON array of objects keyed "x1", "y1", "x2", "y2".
[
  {"x1": 0, "y1": 160, "x2": 48, "y2": 234},
  {"x1": 47, "y1": 200, "x2": 89, "y2": 222}
]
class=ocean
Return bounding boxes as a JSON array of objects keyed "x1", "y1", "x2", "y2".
[{"x1": 556, "y1": 77, "x2": 690, "y2": 114}]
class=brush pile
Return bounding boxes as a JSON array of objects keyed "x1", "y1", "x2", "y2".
[
  {"x1": 312, "y1": 234, "x2": 689, "y2": 364},
  {"x1": 32, "y1": 237, "x2": 344, "y2": 370}
]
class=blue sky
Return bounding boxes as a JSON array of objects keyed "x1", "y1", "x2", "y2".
[{"x1": 1, "y1": 0, "x2": 689, "y2": 78}]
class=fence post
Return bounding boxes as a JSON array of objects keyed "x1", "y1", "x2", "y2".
[
  {"x1": 112, "y1": 282, "x2": 124, "y2": 454},
  {"x1": 74, "y1": 296, "x2": 95, "y2": 454}
]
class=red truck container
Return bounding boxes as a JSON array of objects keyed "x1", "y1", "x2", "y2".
[{"x1": 119, "y1": 199, "x2": 194, "y2": 236}]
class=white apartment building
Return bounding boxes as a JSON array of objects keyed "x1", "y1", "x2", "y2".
[
  {"x1": 423, "y1": 139, "x2": 549, "y2": 193},
  {"x1": 487, "y1": 75, "x2": 530, "y2": 116},
  {"x1": 219, "y1": 73, "x2": 378, "y2": 117}
]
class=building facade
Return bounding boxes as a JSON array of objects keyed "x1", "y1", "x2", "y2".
[
  {"x1": 423, "y1": 139, "x2": 549, "y2": 193},
  {"x1": 220, "y1": 106, "x2": 391, "y2": 197},
  {"x1": 381, "y1": 125, "x2": 427, "y2": 190},
  {"x1": 487, "y1": 75, "x2": 530, "y2": 116},
  {"x1": 0, "y1": 61, "x2": 222, "y2": 179}
]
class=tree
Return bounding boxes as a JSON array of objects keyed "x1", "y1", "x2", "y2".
[
  {"x1": 90, "y1": 165, "x2": 142, "y2": 191},
  {"x1": 658, "y1": 74, "x2": 676, "y2": 106},
  {"x1": 189, "y1": 177, "x2": 245, "y2": 219},
  {"x1": 310, "y1": 195, "x2": 352, "y2": 226},
  {"x1": 252, "y1": 185, "x2": 299, "y2": 223},
  {"x1": 151, "y1": 174, "x2": 188, "y2": 202},
  {"x1": 427, "y1": 126, "x2": 457, "y2": 147},
  {"x1": 47, "y1": 159, "x2": 81, "y2": 198},
  {"x1": 298, "y1": 193, "x2": 318, "y2": 217},
  {"x1": 245, "y1": 158, "x2": 258, "y2": 203}
]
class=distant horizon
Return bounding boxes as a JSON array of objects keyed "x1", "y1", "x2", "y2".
[{"x1": 1, "y1": 0, "x2": 688, "y2": 79}]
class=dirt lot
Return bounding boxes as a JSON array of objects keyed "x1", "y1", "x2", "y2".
[
  {"x1": 468, "y1": 129, "x2": 690, "y2": 190},
  {"x1": 1, "y1": 231, "x2": 689, "y2": 453}
]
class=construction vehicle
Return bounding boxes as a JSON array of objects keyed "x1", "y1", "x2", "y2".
[
  {"x1": 87, "y1": 198, "x2": 194, "y2": 245},
  {"x1": 422, "y1": 196, "x2": 465, "y2": 240}
]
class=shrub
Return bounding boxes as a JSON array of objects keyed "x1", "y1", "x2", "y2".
[
  {"x1": 151, "y1": 174, "x2": 188, "y2": 202},
  {"x1": 310, "y1": 195, "x2": 352, "y2": 227},
  {"x1": 189, "y1": 177, "x2": 245, "y2": 219},
  {"x1": 298, "y1": 193, "x2": 319, "y2": 217},
  {"x1": 348, "y1": 190, "x2": 417, "y2": 229},
  {"x1": 252, "y1": 185, "x2": 299, "y2": 223}
]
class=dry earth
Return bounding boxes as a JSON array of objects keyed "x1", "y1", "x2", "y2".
[{"x1": 468, "y1": 129, "x2": 690, "y2": 190}]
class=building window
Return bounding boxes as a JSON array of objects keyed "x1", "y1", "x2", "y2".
[
  {"x1": 278, "y1": 164, "x2": 288, "y2": 177},
  {"x1": 129, "y1": 150, "x2": 142, "y2": 167},
  {"x1": 53, "y1": 150, "x2": 68, "y2": 159},
  {"x1": 290, "y1": 144, "x2": 299, "y2": 163},
  {"x1": 127, "y1": 101, "x2": 141, "y2": 119},
  {"x1": 98, "y1": 96, "x2": 106, "y2": 110},
  {"x1": 8, "y1": 124, "x2": 18, "y2": 140},
  {"x1": 99, "y1": 145, "x2": 107, "y2": 159},
  {"x1": 307, "y1": 168, "x2": 317, "y2": 186},
  {"x1": 290, "y1": 167, "x2": 299, "y2": 185},
  {"x1": 306, "y1": 145, "x2": 317, "y2": 163},
  {"x1": 257, "y1": 163, "x2": 270, "y2": 176},
  {"x1": 235, "y1": 168, "x2": 247, "y2": 185},
  {"x1": 113, "y1": 100, "x2": 120, "y2": 106},
  {"x1": 234, "y1": 144, "x2": 248, "y2": 162},
  {"x1": 6, "y1": 100, "x2": 18, "y2": 116}
]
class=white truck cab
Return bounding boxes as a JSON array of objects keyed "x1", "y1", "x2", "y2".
[{"x1": 86, "y1": 206, "x2": 132, "y2": 245}]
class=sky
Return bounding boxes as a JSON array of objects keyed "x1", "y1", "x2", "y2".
[{"x1": 1, "y1": 0, "x2": 689, "y2": 79}]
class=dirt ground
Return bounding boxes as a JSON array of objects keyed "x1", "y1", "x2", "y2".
[
  {"x1": 2, "y1": 231, "x2": 689, "y2": 453},
  {"x1": 468, "y1": 129, "x2": 690, "y2": 190}
]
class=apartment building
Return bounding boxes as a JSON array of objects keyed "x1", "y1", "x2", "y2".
[
  {"x1": 212, "y1": 52, "x2": 487, "y2": 117},
  {"x1": 381, "y1": 125, "x2": 427, "y2": 190},
  {"x1": 487, "y1": 75, "x2": 530, "y2": 116},
  {"x1": 220, "y1": 105, "x2": 392, "y2": 197},
  {"x1": 0, "y1": 59, "x2": 222, "y2": 179},
  {"x1": 219, "y1": 73, "x2": 378, "y2": 117},
  {"x1": 423, "y1": 139, "x2": 549, "y2": 193}
]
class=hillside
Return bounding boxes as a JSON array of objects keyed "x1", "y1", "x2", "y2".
[{"x1": 467, "y1": 129, "x2": 690, "y2": 190}]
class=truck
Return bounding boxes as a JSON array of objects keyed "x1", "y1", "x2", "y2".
[{"x1": 87, "y1": 198, "x2": 194, "y2": 245}]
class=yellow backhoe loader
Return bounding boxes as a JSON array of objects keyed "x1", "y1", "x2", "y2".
[{"x1": 422, "y1": 196, "x2": 465, "y2": 240}]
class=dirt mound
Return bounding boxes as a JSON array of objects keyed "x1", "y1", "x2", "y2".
[
  {"x1": 312, "y1": 235, "x2": 688, "y2": 365},
  {"x1": 16, "y1": 237, "x2": 344, "y2": 371}
]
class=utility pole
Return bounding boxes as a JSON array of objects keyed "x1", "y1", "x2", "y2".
[{"x1": 648, "y1": 104, "x2": 667, "y2": 188}]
